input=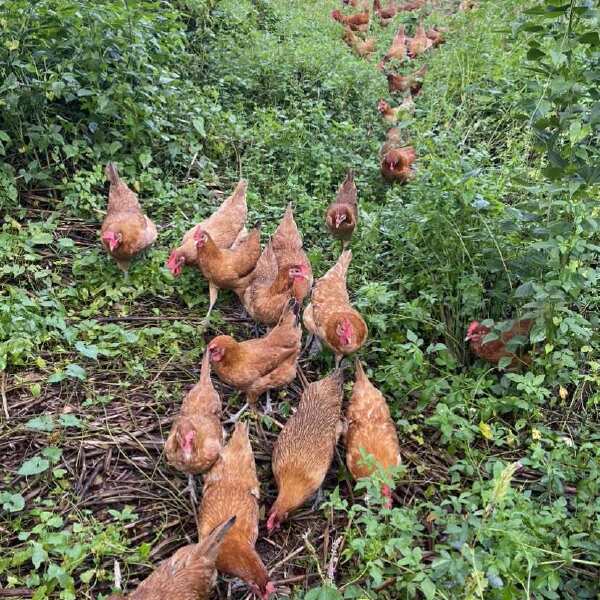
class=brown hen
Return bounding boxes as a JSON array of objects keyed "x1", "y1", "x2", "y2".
[
  {"x1": 331, "y1": 9, "x2": 370, "y2": 31},
  {"x1": 303, "y1": 250, "x2": 368, "y2": 366},
  {"x1": 407, "y1": 22, "x2": 434, "y2": 58},
  {"x1": 242, "y1": 205, "x2": 312, "y2": 326},
  {"x1": 165, "y1": 351, "x2": 223, "y2": 476},
  {"x1": 100, "y1": 163, "x2": 157, "y2": 271},
  {"x1": 267, "y1": 370, "x2": 344, "y2": 532},
  {"x1": 198, "y1": 423, "x2": 274, "y2": 600},
  {"x1": 326, "y1": 170, "x2": 358, "y2": 250},
  {"x1": 107, "y1": 516, "x2": 235, "y2": 600},
  {"x1": 343, "y1": 27, "x2": 377, "y2": 58},
  {"x1": 166, "y1": 180, "x2": 248, "y2": 277},
  {"x1": 466, "y1": 319, "x2": 533, "y2": 369},
  {"x1": 387, "y1": 64, "x2": 428, "y2": 95},
  {"x1": 373, "y1": 0, "x2": 398, "y2": 26},
  {"x1": 208, "y1": 301, "x2": 302, "y2": 413},
  {"x1": 345, "y1": 360, "x2": 401, "y2": 508},
  {"x1": 192, "y1": 223, "x2": 261, "y2": 321},
  {"x1": 380, "y1": 128, "x2": 416, "y2": 183},
  {"x1": 377, "y1": 97, "x2": 415, "y2": 123}
]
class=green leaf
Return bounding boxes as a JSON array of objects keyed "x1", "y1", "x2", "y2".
[
  {"x1": 0, "y1": 491, "x2": 25, "y2": 512},
  {"x1": 420, "y1": 577, "x2": 436, "y2": 600},
  {"x1": 46, "y1": 515, "x2": 64, "y2": 528},
  {"x1": 192, "y1": 117, "x2": 206, "y2": 136},
  {"x1": 80, "y1": 569, "x2": 96, "y2": 584},
  {"x1": 42, "y1": 446, "x2": 63, "y2": 464},
  {"x1": 48, "y1": 371, "x2": 66, "y2": 384},
  {"x1": 479, "y1": 421, "x2": 494, "y2": 440},
  {"x1": 65, "y1": 363, "x2": 86, "y2": 380},
  {"x1": 31, "y1": 543, "x2": 48, "y2": 569},
  {"x1": 498, "y1": 356, "x2": 513, "y2": 370},
  {"x1": 30, "y1": 233, "x2": 54, "y2": 246},
  {"x1": 58, "y1": 237, "x2": 75, "y2": 248},
  {"x1": 75, "y1": 341, "x2": 98, "y2": 360},
  {"x1": 59, "y1": 414, "x2": 83, "y2": 429},
  {"x1": 568, "y1": 121, "x2": 591, "y2": 145},
  {"x1": 139, "y1": 151, "x2": 152, "y2": 168},
  {"x1": 304, "y1": 586, "x2": 343, "y2": 600},
  {"x1": 25, "y1": 415, "x2": 55, "y2": 432},
  {"x1": 549, "y1": 49, "x2": 567, "y2": 68},
  {"x1": 579, "y1": 31, "x2": 600, "y2": 46},
  {"x1": 18, "y1": 455, "x2": 50, "y2": 476}
]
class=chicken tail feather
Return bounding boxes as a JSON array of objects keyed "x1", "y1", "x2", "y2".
[
  {"x1": 197, "y1": 515, "x2": 237, "y2": 560},
  {"x1": 105, "y1": 162, "x2": 120, "y2": 185},
  {"x1": 354, "y1": 358, "x2": 366, "y2": 381},
  {"x1": 199, "y1": 349, "x2": 211, "y2": 385}
]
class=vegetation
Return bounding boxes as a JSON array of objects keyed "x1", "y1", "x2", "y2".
[{"x1": 1, "y1": 0, "x2": 598, "y2": 599}]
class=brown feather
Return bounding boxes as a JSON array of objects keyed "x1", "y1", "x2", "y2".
[{"x1": 269, "y1": 371, "x2": 344, "y2": 528}]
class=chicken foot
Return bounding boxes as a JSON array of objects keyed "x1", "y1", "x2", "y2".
[
  {"x1": 224, "y1": 402, "x2": 249, "y2": 424},
  {"x1": 264, "y1": 391, "x2": 273, "y2": 415}
]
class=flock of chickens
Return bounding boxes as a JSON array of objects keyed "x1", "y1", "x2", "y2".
[{"x1": 97, "y1": 2, "x2": 534, "y2": 599}]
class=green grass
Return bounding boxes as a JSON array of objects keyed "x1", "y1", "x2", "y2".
[{"x1": 1, "y1": 0, "x2": 599, "y2": 599}]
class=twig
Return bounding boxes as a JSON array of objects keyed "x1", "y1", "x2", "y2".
[
  {"x1": 0, "y1": 590, "x2": 34, "y2": 598},
  {"x1": 1, "y1": 372, "x2": 8, "y2": 420}
]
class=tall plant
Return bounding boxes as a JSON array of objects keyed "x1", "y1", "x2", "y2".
[{"x1": 513, "y1": 0, "x2": 600, "y2": 393}]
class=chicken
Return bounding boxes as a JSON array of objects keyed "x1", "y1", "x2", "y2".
[
  {"x1": 165, "y1": 350, "x2": 223, "y2": 476},
  {"x1": 345, "y1": 360, "x2": 401, "y2": 508},
  {"x1": 387, "y1": 64, "x2": 428, "y2": 95},
  {"x1": 166, "y1": 180, "x2": 248, "y2": 278},
  {"x1": 198, "y1": 423, "x2": 274, "y2": 600},
  {"x1": 331, "y1": 9, "x2": 370, "y2": 32},
  {"x1": 107, "y1": 516, "x2": 236, "y2": 600},
  {"x1": 100, "y1": 163, "x2": 157, "y2": 271},
  {"x1": 377, "y1": 97, "x2": 415, "y2": 123},
  {"x1": 192, "y1": 223, "x2": 261, "y2": 320},
  {"x1": 344, "y1": 0, "x2": 369, "y2": 8},
  {"x1": 407, "y1": 22, "x2": 434, "y2": 58},
  {"x1": 426, "y1": 26, "x2": 445, "y2": 47},
  {"x1": 208, "y1": 300, "x2": 302, "y2": 413},
  {"x1": 373, "y1": 0, "x2": 397, "y2": 26},
  {"x1": 465, "y1": 319, "x2": 533, "y2": 368},
  {"x1": 342, "y1": 27, "x2": 376, "y2": 58},
  {"x1": 267, "y1": 371, "x2": 343, "y2": 532},
  {"x1": 459, "y1": 0, "x2": 477, "y2": 10},
  {"x1": 398, "y1": 0, "x2": 426, "y2": 10},
  {"x1": 326, "y1": 170, "x2": 358, "y2": 250},
  {"x1": 241, "y1": 205, "x2": 312, "y2": 327},
  {"x1": 382, "y1": 24, "x2": 407, "y2": 63},
  {"x1": 303, "y1": 250, "x2": 368, "y2": 366},
  {"x1": 380, "y1": 128, "x2": 416, "y2": 183}
]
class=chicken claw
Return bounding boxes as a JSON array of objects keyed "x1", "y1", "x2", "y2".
[{"x1": 225, "y1": 403, "x2": 249, "y2": 424}]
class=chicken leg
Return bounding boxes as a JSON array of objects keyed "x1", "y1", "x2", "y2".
[
  {"x1": 202, "y1": 282, "x2": 219, "y2": 326},
  {"x1": 264, "y1": 391, "x2": 273, "y2": 415},
  {"x1": 311, "y1": 487, "x2": 324, "y2": 510},
  {"x1": 186, "y1": 473, "x2": 198, "y2": 508}
]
